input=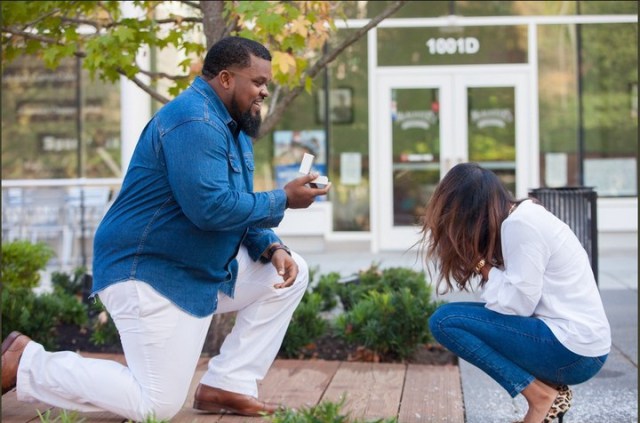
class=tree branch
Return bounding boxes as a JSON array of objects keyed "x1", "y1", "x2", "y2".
[
  {"x1": 2, "y1": 26, "x2": 61, "y2": 45},
  {"x1": 1, "y1": 26, "x2": 88, "y2": 58},
  {"x1": 59, "y1": 16, "x2": 102, "y2": 29},
  {"x1": 307, "y1": 0, "x2": 408, "y2": 80},
  {"x1": 151, "y1": 17, "x2": 203, "y2": 25},
  {"x1": 258, "y1": 0, "x2": 408, "y2": 137},
  {"x1": 117, "y1": 67, "x2": 171, "y2": 104},
  {"x1": 137, "y1": 67, "x2": 191, "y2": 81},
  {"x1": 180, "y1": 1, "x2": 202, "y2": 11},
  {"x1": 4, "y1": 27, "x2": 169, "y2": 104},
  {"x1": 21, "y1": 8, "x2": 64, "y2": 31}
]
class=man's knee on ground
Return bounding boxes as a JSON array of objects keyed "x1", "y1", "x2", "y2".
[{"x1": 136, "y1": 394, "x2": 185, "y2": 422}]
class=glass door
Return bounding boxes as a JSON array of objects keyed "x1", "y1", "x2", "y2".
[
  {"x1": 374, "y1": 68, "x2": 530, "y2": 251},
  {"x1": 454, "y1": 71, "x2": 530, "y2": 199}
]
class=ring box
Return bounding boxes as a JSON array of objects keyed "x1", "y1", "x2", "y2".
[{"x1": 299, "y1": 153, "x2": 329, "y2": 188}]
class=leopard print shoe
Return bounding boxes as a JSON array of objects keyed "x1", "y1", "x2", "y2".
[
  {"x1": 512, "y1": 385, "x2": 573, "y2": 423},
  {"x1": 543, "y1": 385, "x2": 572, "y2": 423}
]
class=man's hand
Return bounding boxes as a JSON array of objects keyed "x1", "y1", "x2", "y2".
[
  {"x1": 283, "y1": 173, "x2": 331, "y2": 209},
  {"x1": 271, "y1": 249, "x2": 298, "y2": 288}
]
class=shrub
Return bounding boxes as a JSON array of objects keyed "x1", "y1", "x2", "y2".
[
  {"x1": 334, "y1": 266, "x2": 431, "y2": 311},
  {"x1": 1, "y1": 240, "x2": 53, "y2": 290},
  {"x1": 266, "y1": 396, "x2": 397, "y2": 423},
  {"x1": 51, "y1": 267, "x2": 90, "y2": 298},
  {"x1": 89, "y1": 297, "x2": 120, "y2": 347},
  {"x1": 333, "y1": 266, "x2": 443, "y2": 361},
  {"x1": 37, "y1": 409, "x2": 85, "y2": 423},
  {"x1": 37, "y1": 409, "x2": 169, "y2": 423},
  {"x1": 50, "y1": 267, "x2": 121, "y2": 350},
  {"x1": 279, "y1": 264, "x2": 445, "y2": 362},
  {"x1": 2, "y1": 286, "x2": 88, "y2": 350},
  {"x1": 336, "y1": 287, "x2": 439, "y2": 361},
  {"x1": 1, "y1": 240, "x2": 88, "y2": 350},
  {"x1": 313, "y1": 271, "x2": 341, "y2": 312},
  {"x1": 279, "y1": 292, "x2": 328, "y2": 358}
]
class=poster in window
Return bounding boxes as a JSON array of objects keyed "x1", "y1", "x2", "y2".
[{"x1": 273, "y1": 130, "x2": 327, "y2": 200}]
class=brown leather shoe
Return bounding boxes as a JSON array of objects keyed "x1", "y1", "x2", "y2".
[
  {"x1": 2, "y1": 331, "x2": 31, "y2": 395},
  {"x1": 193, "y1": 384, "x2": 284, "y2": 416}
]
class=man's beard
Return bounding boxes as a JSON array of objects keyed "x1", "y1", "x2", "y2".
[{"x1": 230, "y1": 97, "x2": 262, "y2": 138}]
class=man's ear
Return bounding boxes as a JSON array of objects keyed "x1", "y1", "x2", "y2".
[{"x1": 218, "y1": 70, "x2": 233, "y2": 89}]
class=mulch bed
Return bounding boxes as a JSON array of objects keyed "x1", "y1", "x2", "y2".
[
  {"x1": 55, "y1": 325, "x2": 457, "y2": 366},
  {"x1": 283, "y1": 333, "x2": 458, "y2": 365},
  {"x1": 55, "y1": 323, "x2": 123, "y2": 354}
]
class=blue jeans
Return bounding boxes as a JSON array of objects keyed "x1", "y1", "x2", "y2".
[{"x1": 429, "y1": 302, "x2": 608, "y2": 397}]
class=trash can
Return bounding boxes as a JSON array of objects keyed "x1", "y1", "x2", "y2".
[{"x1": 528, "y1": 187, "x2": 598, "y2": 284}]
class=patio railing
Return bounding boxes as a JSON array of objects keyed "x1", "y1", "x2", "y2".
[{"x1": 1, "y1": 178, "x2": 123, "y2": 271}]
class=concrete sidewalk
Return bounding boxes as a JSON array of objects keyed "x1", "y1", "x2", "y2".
[{"x1": 301, "y1": 243, "x2": 638, "y2": 423}]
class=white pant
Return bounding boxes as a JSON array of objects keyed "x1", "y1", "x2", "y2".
[{"x1": 16, "y1": 246, "x2": 308, "y2": 421}]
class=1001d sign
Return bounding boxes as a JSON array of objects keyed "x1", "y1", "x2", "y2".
[{"x1": 426, "y1": 37, "x2": 480, "y2": 55}]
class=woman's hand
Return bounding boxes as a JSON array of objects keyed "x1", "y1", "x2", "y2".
[
  {"x1": 480, "y1": 262, "x2": 492, "y2": 281},
  {"x1": 474, "y1": 258, "x2": 492, "y2": 282}
]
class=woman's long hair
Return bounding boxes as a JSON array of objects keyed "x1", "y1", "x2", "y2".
[{"x1": 419, "y1": 163, "x2": 516, "y2": 293}]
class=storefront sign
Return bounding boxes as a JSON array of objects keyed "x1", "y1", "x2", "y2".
[
  {"x1": 340, "y1": 152, "x2": 362, "y2": 185},
  {"x1": 470, "y1": 108, "x2": 513, "y2": 128},
  {"x1": 378, "y1": 26, "x2": 527, "y2": 66},
  {"x1": 426, "y1": 37, "x2": 479, "y2": 55}
]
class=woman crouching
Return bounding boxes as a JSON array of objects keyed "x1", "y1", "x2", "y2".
[{"x1": 421, "y1": 163, "x2": 610, "y2": 423}]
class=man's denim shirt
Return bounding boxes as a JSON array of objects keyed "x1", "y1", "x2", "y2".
[{"x1": 92, "y1": 77, "x2": 287, "y2": 317}]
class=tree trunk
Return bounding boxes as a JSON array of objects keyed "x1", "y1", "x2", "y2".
[
  {"x1": 200, "y1": 0, "x2": 236, "y2": 49},
  {"x1": 203, "y1": 312, "x2": 237, "y2": 356},
  {"x1": 199, "y1": 1, "x2": 242, "y2": 357}
]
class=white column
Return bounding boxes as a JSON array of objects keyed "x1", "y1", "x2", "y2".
[{"x1": 119, "y1": 1, "x2": 151, "y2": 174}]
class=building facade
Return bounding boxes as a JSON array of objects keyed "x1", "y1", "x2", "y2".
[{"x1": 2, "y1": 1, "x2": 637, "y2": 261}]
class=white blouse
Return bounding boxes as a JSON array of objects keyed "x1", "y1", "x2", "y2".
[{"x1": 481, "y1": 200, "x2": 611, "y2": 357}]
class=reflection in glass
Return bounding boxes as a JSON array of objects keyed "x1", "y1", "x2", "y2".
[
  {"x1": 1, "y1": 56, "x2": 121, "y2": 179},
  {"x1": 537, "y1": 23, "x2": 637, "y2": 196},
  {"x1": 391, "y1": 88, "x2": 441, "y2": 226},
  {"x1": 468, "y1": 86, "x2": 516, "y2": 194}
]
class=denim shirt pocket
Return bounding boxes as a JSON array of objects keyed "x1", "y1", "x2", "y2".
[
  {"x1": 243, "y1": 152, "x2": 255, "y2": 173},
  {"x1": 228, "y1": 151, "x2": 241, "y2": 173}
]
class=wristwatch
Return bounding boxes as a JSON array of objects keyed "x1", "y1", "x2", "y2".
[{"x1": 261, "y1": 244, "x2": 291, "y2": 263}]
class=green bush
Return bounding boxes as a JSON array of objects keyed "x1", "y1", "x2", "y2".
[
  {"x1": 313, "y1": 271, "x2": 341, "y2": 312},
  {"x1": 37, "y1": 409, "x2": 168, "y2": 423},
  {"x1": 37, "y1": 409, "x2": 85, "y2": 423},
  {"x1": 51, "y1": 267, "x2": 89, "y2": 297},
  {"x1": 279, "y1": 292, "x2": 328, "y2": 358},
  {"x1": 266, "y1": 396, "x2": 397, "y2": 423},
  {"x1": 51, "y1": 269, "x2": 120, "y2": 348},
  {"x1": 335, "y1": 266, "x2": 431, "y2": 311},
  {"x1": 332, "y1": 266, "x2": 443, "y2": 361},
  {"x1": 89, "y1": 297, "x2": 120, "y2": 347},
  {"x1": 336, "y1": 287, "x2": 439, "y2": 361},
  {"x1": 1, "y1": 240, "x2": 53, "y2": 290},
  {"x1": 1, "y1": 240, "x2": 88, "y2": 350},
  {"x1": 279, "y1": 264, "x2": 445, "y2": 362},
  {"x1": 1, "y1": 286, "x2": 88, "y2": 350}
]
